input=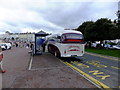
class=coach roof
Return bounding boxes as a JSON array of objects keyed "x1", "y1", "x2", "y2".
[{"x1": 56, "y1": 30, "x2": 83, "y2": 35}]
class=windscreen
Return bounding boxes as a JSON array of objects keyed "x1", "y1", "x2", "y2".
[
  {"x1": 65, "y1": 33, "x2": 83, "y2": 39},
  {"x1": 61, "y1": 33, "x2": 84, "y2": 43}
]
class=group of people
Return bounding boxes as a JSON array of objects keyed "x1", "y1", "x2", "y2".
[{"x1": 11, "y1": 41, "x2": 33, "y2": 49}]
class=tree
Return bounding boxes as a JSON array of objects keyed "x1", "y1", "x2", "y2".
[
  {"x1": 77, "y1": 21, "x2": 95, "y2": 41},
  {"x1": 95, "y1": 18, "x2": 119, "y2": 40},
  {"x1": 77, "y1": 18, "x2": 119, "y2": 41},
  {"x1": 77, "y1": 18, "x2": 119, "y2": 47}
]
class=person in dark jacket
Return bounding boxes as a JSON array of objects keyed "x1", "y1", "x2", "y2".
[{"x1": 30, "y1": 42, "x2": 33, "y2": 50}]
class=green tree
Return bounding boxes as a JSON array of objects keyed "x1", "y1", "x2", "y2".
[
  {"x1": 95, "y1": 18, "x2": 119, "y2": 40},
  {"x1": 77, "y1": 18, "x2": 119, "y2": 41},
  {"x1": 77, "y1": 18, "x2": 119, "y2": 47},
  {"x1": 77, "y1": 21, "x2": 95, "y2": 41}
]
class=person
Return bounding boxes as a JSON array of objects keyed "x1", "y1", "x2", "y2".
[
  {"x1": 26, "y1": 43, "x2": 29, "y2": 49},
  {"x1": 0, "y1": 46, "x2": 5, "y2": 73},
  {"x1": 30, "y1": 42, "x2": 33, "y2": 50},
  {"x1": 15, "y1": 42, "x2": 18, "y2": 47},
  {"x1": 36, "y1": 38, "x2": 45, "y2": 53}
]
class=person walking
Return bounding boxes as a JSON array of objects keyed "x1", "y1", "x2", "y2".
[
  {"x1": 37, "y1": 38, "x2": 45, "y2": 53},
  {"x1": 26, "y1": 43, "x2": 29, "y2": 49},
  {"x1": 0, "y1": 46, "x2": 5, "y2": 73}
]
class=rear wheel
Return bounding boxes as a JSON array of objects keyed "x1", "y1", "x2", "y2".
[
  {"x1": 54, "y1": 51, "x2": 57, "y2": 57},
  {"x1": 54, "y1": 48, "x2": 60, "y2": 58},
  {"x1": 48, "y1": 45, "x2": 51, "y2": 53}
]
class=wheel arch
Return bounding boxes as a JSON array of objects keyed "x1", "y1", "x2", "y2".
[{"x1": 47, "y1": 44, "x2": 61, "y2": 57}]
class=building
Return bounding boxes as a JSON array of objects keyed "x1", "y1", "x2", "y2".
[{"x1": 0, "y1": 30, "x2": 49, "y2": 42}]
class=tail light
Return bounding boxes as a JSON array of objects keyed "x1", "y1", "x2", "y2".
[
  {"x1": 61, "y1": 39, "x2": 84, "y2": 43},
  {"x1": 65, "y1": 39, "x2": 84, "y2": 42},
  {"x1": 64, "y1": 50, "x2": 66, "y2": 54}
]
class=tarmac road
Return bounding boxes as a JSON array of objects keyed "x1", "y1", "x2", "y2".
[
  {"x1": 2, "y1": 47, "x2": 97, "y2": 88},
  {"x1": 2, "y1": 47, "x2": 31, "y2": 88},
  {"x1": 61, "y1": 52, "x2": 120, "y2": 88}
]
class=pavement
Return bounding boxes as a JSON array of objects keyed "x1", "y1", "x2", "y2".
[{"x1": 2, "y1": 47, "x2": 97, "y2": 88}]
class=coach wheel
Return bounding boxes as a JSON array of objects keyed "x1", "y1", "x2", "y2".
[
  {"x1": 54, "y1": 51, "x2": 56, "y2": 56},
  {"x1": 54, "y1": 50, "x2": 60, "y2": 58},
  {"x1": 48, "y1": 45, "x2": 51, "y2": 52}
]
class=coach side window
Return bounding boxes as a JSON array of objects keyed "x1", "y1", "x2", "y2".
[
  {"x1": 56, "y1": 36, "x2": 61, "y2": 42},
  {"x1": 57, "y1": 36, "x2": 61, "y2": 39}
]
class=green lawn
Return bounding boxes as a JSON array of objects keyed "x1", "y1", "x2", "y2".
[{"x1": 85, "y1": 48, "x2": 120, "y2": 58}]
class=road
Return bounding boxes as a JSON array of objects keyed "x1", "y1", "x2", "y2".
[
  {"x1": 1, "y1": 47, "x2": 96, "y2": 88},
  {"x1": 1, "y1": 46, "x2": 119, "y2": 89},
  {"x1": 2, "y1": 47, "x2": 31, "y2": 88},
  {"x1": 61, "y1": 52, "x2": 120, "y2": 88}
]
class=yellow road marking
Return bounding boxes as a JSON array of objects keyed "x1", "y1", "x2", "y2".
[
  {"x1": 89, "y1": 70, "x2": 110, "y2": 80},
  {"x1": 71, "y1": 61, "x2": 90, "y2": 68},
  {"x1": 85, "y1": 52, "x2": 119, "y2": 61},
  {"x1": 89, "y1": 70, "x2": 104, "y2": 75},
  {"x1": 96, "y1": 75, "x2": 110, "y2": 80},
  {"x1": 86, "y1": 61, "x2": 108, "y2": 68},
  {"x1": 111, "y1": 66, "x2": 120, "y2": 70},
  {"x1": 65, "y1": 62, "x2": 111, "y2": 89}
]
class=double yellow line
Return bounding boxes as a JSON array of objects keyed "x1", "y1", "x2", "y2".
[{"x1": 65, "y1": 62, "x2": 112, "y2": 89}]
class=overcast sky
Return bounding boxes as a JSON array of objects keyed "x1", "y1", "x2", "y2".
[{"x1": 0, "y1": 0, "x2": 119, "y2": 34}]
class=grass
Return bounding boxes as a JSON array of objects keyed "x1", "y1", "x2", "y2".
[{"x1": 85, "y1": 48, "x2": 120, "y2": 58}]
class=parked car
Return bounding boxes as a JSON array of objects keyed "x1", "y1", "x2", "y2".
[
  {"x1": 2, "y1": 43, "x2": 12, "y2": 49},
  {"x1": 104, "y1": 44, "x2": 113, "y2": 49},
  {"x1": 112, "y1": 45, "x2": 120, "y2": 49},
  {"x1": 91, "y1": 43, "x2": 97, "y2": 47},
  {"x1": 0, "y1": 44, "x2": 7, "y2": 50}
]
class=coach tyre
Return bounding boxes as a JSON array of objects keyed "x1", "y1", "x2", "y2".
[
  {"x1": 54, "y1": 51, "x2": 57, "y2": 57},
  {"x1": 48, "y1": 45, "x2": 51, "y2": 53},
  {"x1": 54, "y1": 48, "x2": 60, "y2": 57}
]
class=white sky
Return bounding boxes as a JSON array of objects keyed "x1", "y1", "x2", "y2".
[{"x1": 0, "y1": 0, "x2": 119, "y2": 34}]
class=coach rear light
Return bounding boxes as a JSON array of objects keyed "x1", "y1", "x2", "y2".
[{"x1": 64, "y1": 50, "x2": 66, "y2": 54}]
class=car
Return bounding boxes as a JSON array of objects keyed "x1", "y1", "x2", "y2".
[
  {"x1": 2, "y1": 43, "x2": 12, "y2": 49},
  {"x1": 112, "y1": 45, "x2": 120, "y2": 49},
  {"x1": 0, "y1": 44, "x2": 7, "y2": 50},
  {"x1": 104, "y1": 44, "x2": 114, "y2": 49},
  {"x1": 91, "y1": 43, "x2": 97, "y2": 47}
]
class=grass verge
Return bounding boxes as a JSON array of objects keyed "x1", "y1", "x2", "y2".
[{"x1": 85, "y1": 48, "x2": 120, "y2": 58}]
